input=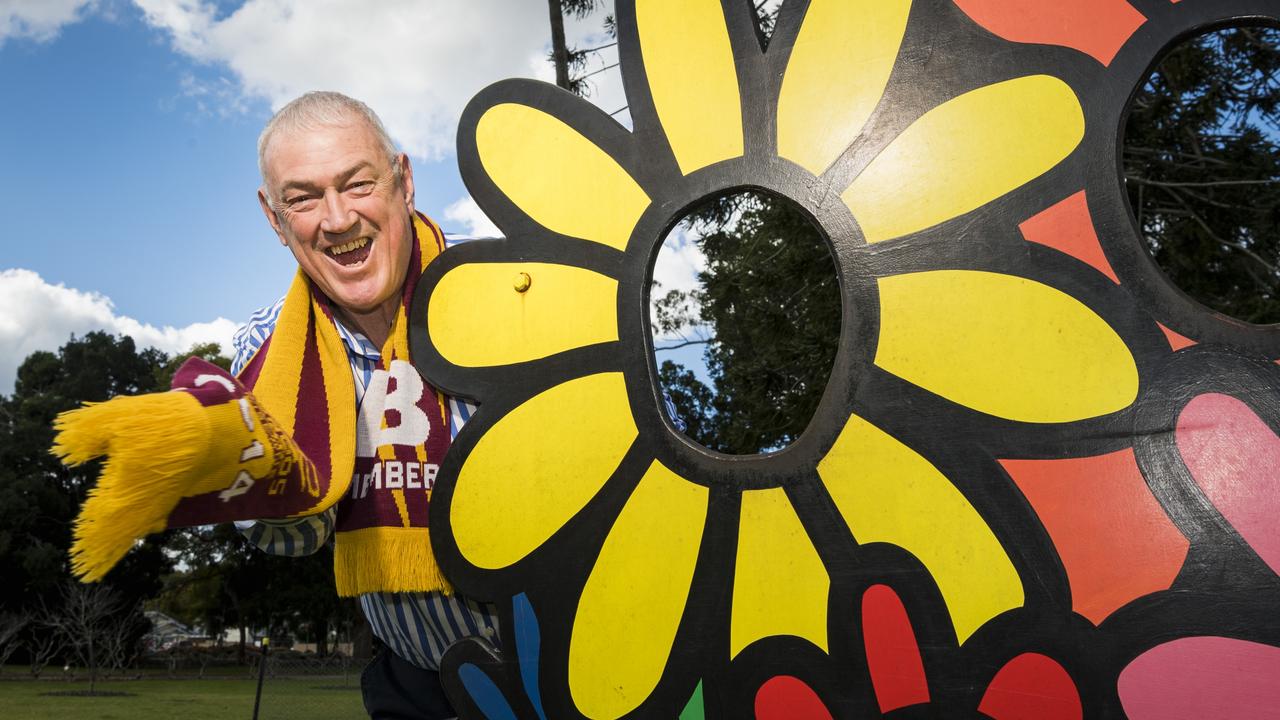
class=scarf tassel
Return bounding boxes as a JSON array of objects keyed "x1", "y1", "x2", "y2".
[
  {"x1": 53, "y1": 392, "x2": 211, "y2": 582},
  {"x1": 333, "y1": 527, "x2": 454, "y2": 597}
]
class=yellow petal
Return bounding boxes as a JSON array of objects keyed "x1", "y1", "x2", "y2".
[
  {"x1": 427, "y1": 262, "x2": 618, "y2": 368},
  {"x1": 843, "y1": 75, "x2": 1084, "y2": 242},
  {"x1": 731, "y1": 488, "x2": 829, "y2": 658},
  {"x1": 777, "y1": 0, "x2": 911, "y2": 175},
  {"x1": 818, "y1": 414, "x2": 1023, "y2": 643},
  {"x1": 636, "y1": 0, "x2": 743, "y2": 174},
  {"x1": 476, "y1": 103, "x2": 650, "y2": 250},
  {"x1": 875, "y1": 270, "x2": 1138, "y2": 423},
  {"x1": 452, "y1": 373, "x2": 638, "y2": 569},
  {"x1": 570, "y1": 461, "x2": 708, "y2": 719}
]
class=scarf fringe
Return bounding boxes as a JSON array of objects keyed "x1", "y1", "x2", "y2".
[
  {"x1": 334, "y1": 527, "x2": 454, "y2": 597},
  {"x1": 53, "y1": 392, "x2": 209, "y2": 582}
]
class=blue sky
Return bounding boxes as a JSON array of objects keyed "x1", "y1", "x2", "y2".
[
  {"x1": 0, "y1": 0, "x2": 664, "y2": 392},
  {"x1": 1, "y1": 6, "x2": 289, "y2": 329}
]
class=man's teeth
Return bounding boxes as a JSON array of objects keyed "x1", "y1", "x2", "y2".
[{"x1": 327, "y1": 238, "x2": 369, "y2": 256}]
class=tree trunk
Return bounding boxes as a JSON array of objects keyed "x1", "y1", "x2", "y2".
[
  {"x1": 237, "y1": 625, "x2": 246, "y2": 666},
  {"x1": 316, "y1": 618, "x2": 328, "y2": 657},
  {"x1": 547, "y1": 0, "x2": 571, "y2": 90},
  {"x1": 88, "y1": 634, "x2": 96, "y2": 694}
]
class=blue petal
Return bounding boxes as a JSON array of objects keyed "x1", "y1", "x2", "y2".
[
  {"x1": 514, "y1": 593, "x2": 548, "y2": 720},
  {"x1": 459, "y1": 663, "x2": 517, "y2": 720}
]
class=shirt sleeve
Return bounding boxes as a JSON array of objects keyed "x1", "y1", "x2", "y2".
[
  {"x1": 234, "y1": 509, "x2": 336, "y2": 557},
  {"x1": 230, "y1": 296, "x2": 285, "y2": 376},
  {"x1": 448, "y1": 396, "x2": 478, "y2": 440}
]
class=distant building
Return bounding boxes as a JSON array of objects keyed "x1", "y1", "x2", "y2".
[{"x1": 142, "y1": 610, "x2": 206, "y2": 652}]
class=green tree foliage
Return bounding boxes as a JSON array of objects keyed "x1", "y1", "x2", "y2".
[
  {"x1": 657, "y1": 360, "x2": 717, "y2": 444},
  {"x1": 0, "y1": 332, "x2": 171, "y2": 610},
  {"x1": 0, "y1": 331, "x2": 350, "y2": 664},
  {"x1": 158, "y1": 525, "x2": 260, "y2": 658},
  {"x1": 1124, "y1": 25, "x2": 1280, "y2": 322},
  {"x1": 158, "y1": 524, "x2": 350, "y2": 661},
  {"x1": 0, "y1": 335, "x2": 348, "y2": 669},
  {"x1": 656, "y1": 192, "x2": 841, "y2": 455},
  {"x1": 153, "y1": 341, "x2": 232, "y2": 389},
  {"x1": 0, "y1": 332, "x2": 174, "y2": 667}
]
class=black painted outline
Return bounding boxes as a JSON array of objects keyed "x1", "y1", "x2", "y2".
[{"x1": 406, "y1": 1, "x2": 1280, "y2": 717}]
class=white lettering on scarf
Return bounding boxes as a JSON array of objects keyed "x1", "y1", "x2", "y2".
[
  {"x1": 355, "y1": 359, "x2": 431, "y2": 458},
  {"x1": 349, "y1": 462, "x2": 442, "y2": 499}
]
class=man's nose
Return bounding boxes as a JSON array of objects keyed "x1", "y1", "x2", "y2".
[{"x1": 319, "y1": 187, "x2": 357, "y2": 235}]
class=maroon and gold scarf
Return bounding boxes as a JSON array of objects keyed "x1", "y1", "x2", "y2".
[{"x1": 55, "y1": 212, "x2": 453, "y2": 596}]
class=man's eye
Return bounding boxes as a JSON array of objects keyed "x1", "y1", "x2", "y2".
[
  {"x1": 346, "y1": 181, "x2": 374, "y2": 193},
  {"x1": 286, "y1": 196, "x2": 316, "y2": 207}
]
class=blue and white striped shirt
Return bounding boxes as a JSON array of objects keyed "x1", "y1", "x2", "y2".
[{"x1": 230, "y1": 297, "x2": 499, "y2": 670}]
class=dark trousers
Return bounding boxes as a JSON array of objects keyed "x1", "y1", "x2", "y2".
[{"x1": 361, "y1": 647, "x2": 456, "y2": 719}]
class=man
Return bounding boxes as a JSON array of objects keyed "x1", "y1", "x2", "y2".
[{"x1": 236, "y1": 91, "x2": 495, "y2": 719}]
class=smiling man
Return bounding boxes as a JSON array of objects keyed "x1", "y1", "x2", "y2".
[
  {"x1": 235, "y1": 91, "x2": 496, "y2": 719},
  {"x1": 50, "y1": 90, "x2": 491, "y2": 718},
  {"x1": 256, "y1": 104, "x2": 415, "y2": 347}
]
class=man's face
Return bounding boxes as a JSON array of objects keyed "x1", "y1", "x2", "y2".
[{"x1": 258, "y1": 121, "x2": 414, "y2": 316}]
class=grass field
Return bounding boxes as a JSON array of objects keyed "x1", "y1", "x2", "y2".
[{"x1": 0, "y1": 676, "x2": 365, "y2": 719}]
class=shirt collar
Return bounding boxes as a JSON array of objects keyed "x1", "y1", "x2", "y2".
[{"x1": 333, "y1": 317, "x2": 381, "y2": 362}]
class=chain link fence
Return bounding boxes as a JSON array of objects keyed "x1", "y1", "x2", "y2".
[{"x1": 249, "y1": 648, "x2": 365, "y2": 720}]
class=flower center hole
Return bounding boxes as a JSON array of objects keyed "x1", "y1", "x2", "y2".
[
  {"x1": 649, "y1": 189, "x2": 841, "y2": 455},
  {"x1": 1123, "y1": 24, "x2": 1280, "y2": 323}
]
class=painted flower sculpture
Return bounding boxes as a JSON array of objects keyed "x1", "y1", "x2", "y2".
[{"x1": 410, "y1": 1, "x2": 1280, "y2": 718}]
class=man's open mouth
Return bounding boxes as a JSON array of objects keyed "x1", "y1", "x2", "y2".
[{"x1": 327, "y1": 237, "x2": 371, "y2": 266}]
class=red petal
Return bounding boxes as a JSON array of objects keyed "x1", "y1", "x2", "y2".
[
  {"x1": 754, "y1": 676, "x2": 833, "y2": 720},
  {"x1": 862, "y1": 584, "x2": 930, "y2": 712},
  {"x1": 979, "y1": 653, "x2": 1083, "y2": 720}
]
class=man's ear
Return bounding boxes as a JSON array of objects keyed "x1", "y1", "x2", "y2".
[
  {"x1": 257, "y1": 187, "x2": 288, "y2": 246},
  {"x1": 398, "y1": 153, "x2": 415, "y2": 210}
]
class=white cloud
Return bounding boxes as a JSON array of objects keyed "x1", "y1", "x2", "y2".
[
  {"x1": 652, "y1": 227, "x2": 706, "y2": 296},
  {"x1": 443, "y1": 195, "x2": 501, "y2": 238},
  {"x1": 178, "y1": 71, "x2": 251, "y2": 117},
  {"x1": 0, "y1": 0, "x2": 95, "y2": 44},
  {"x1": 650, "y1": 227, "x2": 708, "y2": 342},
  {"x1": 132, "y1": 0, "x2": 626, "y2": 160},
  {"x1": 0, "y1": 269, "x2": 237, "y2": 394}
]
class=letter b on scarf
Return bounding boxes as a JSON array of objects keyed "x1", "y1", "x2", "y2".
[{"x1": 356, "y1": 360, "x2": 432, "y2": 457}]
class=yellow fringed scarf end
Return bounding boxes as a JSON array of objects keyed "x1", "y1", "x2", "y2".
[
  {"x1": 52, "y1": 392, "x2": 210, "y2": 583},
  {"x1": 333, "y1": 527, "x2": 453, "y2": 597}
]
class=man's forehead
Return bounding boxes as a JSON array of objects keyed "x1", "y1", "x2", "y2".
[{"x1": 263, "y1": 121, "x2": 389, "y2": 186}]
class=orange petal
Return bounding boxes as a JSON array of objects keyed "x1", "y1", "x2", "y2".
[
  {"x1": 1000, "y1": 449, "x2": 1189, "y2": 625},
  {"x1": 953, "y1": 0, "x2": 1146, "y2": 66},
  {"x1": 1018, "y1": 191, "x2": 1119, "y2": 284}
]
